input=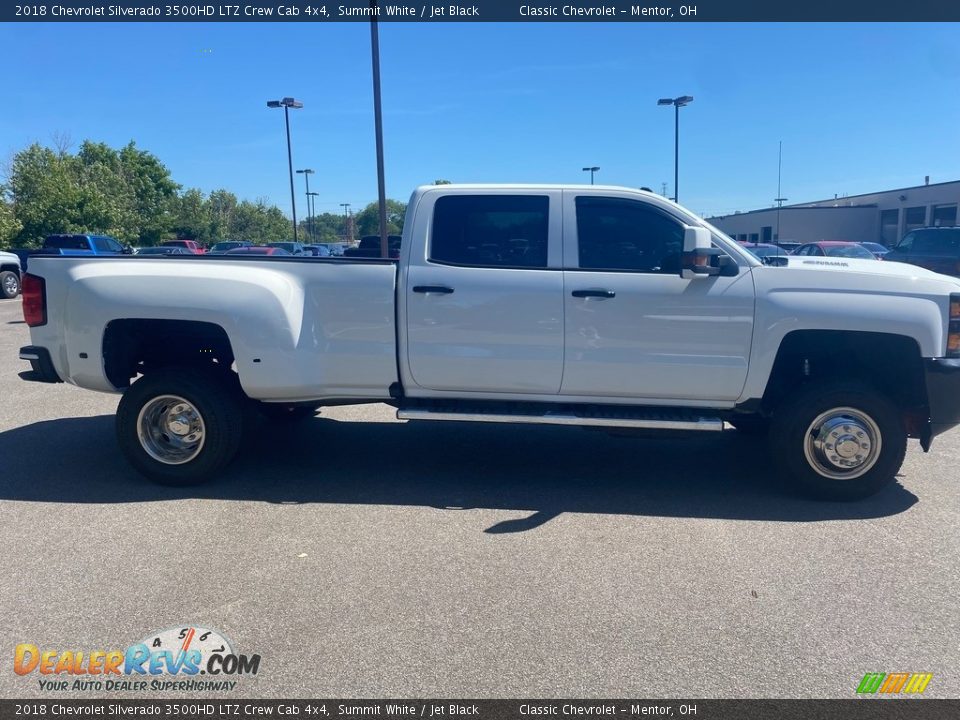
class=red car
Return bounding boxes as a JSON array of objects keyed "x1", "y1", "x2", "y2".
[
  {"x1": 224, "y1": 246, "x2": 290, "y2": 256},
  {"x1": 161, "y1": 240, "x2": 205, "y2": 254},
  {"x1": 791, "y1": 241, "x2": 878, "y2": 260}
]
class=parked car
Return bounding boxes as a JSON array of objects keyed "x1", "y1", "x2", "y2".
[
  {"x1": 792, "y1": 241, "x2": 878, "y2": 260},
  {"x1": 343, "y1": 235, "x2": 402, "y2": 258},
  {"x1": 136, "y1": 246, "x2": 189, "y2": 256},
  {"x1": 0, "y1": 250, "x2": 22, "y2": 298},
  {"x1": 738, "y1": 242, "x2": 790, "y2": 265},
  {"x1": 860, "y1": 242, "x2": 891, "y2": 259},
  {"x1": 303, "y1": 245, "x2": 332, "y2": 257},
  {"x1": 19, "y1": 184, "x2": 960, "y2": 502},
  {"x1": 225, "y1": 246, "x2": 290, "y2": 256},
  {"x1": 161, "y1": 239, "x2": 205, "y2": 254},
  {"x1": 208, "y1": 241, "x2": 255, "y2": 254},
  {"x1": 774, "y1": 240, "x2": 801, "y2": 253},
  {"x1": 884, "y1": 227, "x2": 960, "y2": 277},
  {"x1": 266, "y1": 242, "x2": 306, "y2": 256}
]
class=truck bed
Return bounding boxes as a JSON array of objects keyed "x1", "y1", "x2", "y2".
[{"x1": 25, "y1": 254, "x2": 400, "y2": 402}]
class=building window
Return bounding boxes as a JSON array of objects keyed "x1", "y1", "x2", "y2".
[
  {"x1": 932, "y1": 204, "x2": 957, "y2": 227},
  {"x1": 880, "y1": 209, "x2": 899, "y2": 245},
  {"x1": 749, "y1": 233, "x2": 759, "y2": 243},
  {"x1": 738, "y1": 234, "x2": 747, "y2": 242},
  {"x1": 761, "y1": 226, "x2": 772, "y2": 243},
  {"x1": 904, "y1": 206, "x2": 926, "y2": 238}
]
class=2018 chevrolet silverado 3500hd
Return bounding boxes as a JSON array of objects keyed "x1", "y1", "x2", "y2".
[{"x1": 18, "y1": 185, "x2": 960, "y2": 499}]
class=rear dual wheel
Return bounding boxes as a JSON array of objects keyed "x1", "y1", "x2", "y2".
[{"x1": 117, "y1": 368, "x2": 244, "y2": 486}]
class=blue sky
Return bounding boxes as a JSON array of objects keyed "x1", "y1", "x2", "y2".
[{"x1": 1, "y1": 22, "x2": 958, "y2": 218}]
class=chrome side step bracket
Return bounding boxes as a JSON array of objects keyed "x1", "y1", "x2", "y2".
[{"x1": 396, "y1": 407, "x2": 723, "y2": 432}]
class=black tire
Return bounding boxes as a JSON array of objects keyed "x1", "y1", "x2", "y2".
[
  {"x1": 257, "y1": 403, "x2": 318, "y2": 424},
  {"x1": 0, "y1": 271, "x2": 19, "y2": 299},
  {"x1": 770, "y1": 381, "x2": 906, "y2": 501},
  {"x1": 116, "y1": 367, "x2": 244, "y2": 486},
  {"x1": 728, "y1": 414, "x2": 770, "y2": 436}
]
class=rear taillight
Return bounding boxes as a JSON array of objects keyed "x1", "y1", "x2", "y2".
[
  {"x1": 949, "y1": 294, "x2": 960, "y2": 358},
  {"x1": 22, "y1": 273, "x2": 47, "y2": 327}
]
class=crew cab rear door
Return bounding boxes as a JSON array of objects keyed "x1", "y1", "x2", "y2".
[
  {"x1": 559, "y1": 190, "x2": 755, "y2": 402},
  {"x1": 402, "y1": 189, "x2": 565, "y2": 394}
]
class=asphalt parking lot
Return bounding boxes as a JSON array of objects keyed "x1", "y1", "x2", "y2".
[{"x1": 0, "y1": 296, "x2": 958, "y2": 699}]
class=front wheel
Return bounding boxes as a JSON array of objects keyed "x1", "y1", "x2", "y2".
[
  {"x1": 770, "y1": 381, "x2": 906, "y2": 501},
  {"x1": 116, "y1": 368, "x2": 244, "y2": 486}
]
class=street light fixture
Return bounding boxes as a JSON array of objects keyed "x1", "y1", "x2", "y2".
[
  {"x1": 657, "y1": 95, "x2": 693, "y2": 203},
  {"x1": 267, "y1": 96, "x2": 304, "y2": 240},
  {"x1": 582, "y1": 166, "x2": 600, "y2": 185},
  {"x1": 296, "y1": 168, "x2": 315, "y2": 242}
]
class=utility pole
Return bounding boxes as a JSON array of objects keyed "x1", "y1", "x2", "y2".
[
  {"x1": 370, "y1": 2, "x2": 389, "y2": 259},
  {"x1": 774, "y1": 141, "x2": 788, "y2": 241}
]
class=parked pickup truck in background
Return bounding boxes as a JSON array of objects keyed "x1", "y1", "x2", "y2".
[
  {"x1": 18, "y1": 185, "x2": 960, "y2": 500},
  {"x1": 41, "y1": 233, "x2": 130, "y2": 256}
]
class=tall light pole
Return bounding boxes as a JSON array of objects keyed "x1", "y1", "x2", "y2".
[
  {"x1": 296, "y1": 168, "x2": 315, "y2": 242},
  {"x1": 340, "y1": 203, "x2": 352, "y2": 243},
  {"x1": 369, "y1": 3, "x2": 389, "y2": 259},
  {"x1": 267, "y1": 97, "x2": 303, "y2": 240},
  {"x1": 774, "y1": 140, "x2": 788, "y2": 242},
  {"x1": 307, "y1": 192, "x2": 319, "y2": 243},
  {"x1": 657, "y1": 95, "x2": 693, "y2": 203},
  {"x1": 582, "y1": 166, "x2": 600, "y2": 185}
]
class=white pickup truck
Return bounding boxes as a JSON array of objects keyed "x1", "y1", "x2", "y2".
[{"x1": 19, "y1": 185, "x2": 960, "y2": 499}]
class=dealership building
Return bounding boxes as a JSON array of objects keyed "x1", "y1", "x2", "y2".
[{"x1": 707, "y1": 179, "x2": 960, "y2": 247}]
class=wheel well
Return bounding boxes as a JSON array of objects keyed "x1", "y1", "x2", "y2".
[
  {"x1": 1, "y1": 264, "x2": 20, "y2": 277},
  {"x1": 103, "y1": 319, "x2": 236, "y2": 389},
  {"x1": 763, "y1": 330, "x2": 927, "y2": 424}
]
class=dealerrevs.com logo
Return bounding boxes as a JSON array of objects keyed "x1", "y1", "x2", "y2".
[{"x1": 14, "y1": 626, "x2": 260, "y2": 692}]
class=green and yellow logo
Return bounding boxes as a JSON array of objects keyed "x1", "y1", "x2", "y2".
[{"x1": 857, "y1": 672, "x2": 933, "y2": 695}]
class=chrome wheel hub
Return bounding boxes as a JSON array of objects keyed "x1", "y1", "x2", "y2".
[
  {"x1": 137, "y1": 395, "x2": 206, "y2": 465},
  {"x1": 804, "y1": 407, "x2": 881, "y2": 480}
]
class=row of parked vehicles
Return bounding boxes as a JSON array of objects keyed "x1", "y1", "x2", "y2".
[
  {"x1": 2, "y1": 227, "x2": 958, "y2": 300},
  {"x1": 740, "y1": 226, "x2": 960, "y2": 277}
]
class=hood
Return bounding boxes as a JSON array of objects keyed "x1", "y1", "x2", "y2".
[
  {"x1": 0, "y1": 251, "x2": 20, "y2": 266},
  {"x1": 777, "y1": 256, "x2": 960, "y2": 288}
]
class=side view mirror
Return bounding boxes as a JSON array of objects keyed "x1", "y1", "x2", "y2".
[{"x1": 681, "y1": 226, "x2": 722, "y2": 279}]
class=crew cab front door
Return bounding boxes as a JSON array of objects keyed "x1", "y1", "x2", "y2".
[
  {"x1": 403, "y1": 190, "x2": 565, "y2": 394},
  {"x1": 560, "y1": 191, "x2": 755, "y2": 402}
]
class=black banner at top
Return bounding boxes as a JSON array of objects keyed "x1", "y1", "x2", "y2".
[{"x1": 3, "y1": 0, "x2": 960, "y2": 23}]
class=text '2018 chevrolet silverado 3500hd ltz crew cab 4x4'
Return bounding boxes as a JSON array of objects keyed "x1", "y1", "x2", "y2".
[{"x1": 18, "y1": 185, "x2": 960, "y2": 500}]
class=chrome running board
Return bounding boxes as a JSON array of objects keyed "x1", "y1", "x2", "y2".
[{"x1": 396, "y1": 406, "x2": 723, "y2": 432}]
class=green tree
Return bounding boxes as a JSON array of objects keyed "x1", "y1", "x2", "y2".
[
  {"x1": 0, "y1": 195, "x2": 22, "y2": 246},
  {"x1": 7, "y1": 144, "x2": 80, "y2": 247},
  {"x1": 208, "y1": 189, "x2": 238, "y2": 240},
  {"x1": 172, "y1": 188, "x2": 212, "y2": 243},
  {"x1": 115, "y1": 141, "x2": 179, "y2": 244},
  {"x1": 354, "y1": 199, "x2": 407, "y2": 237}
]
